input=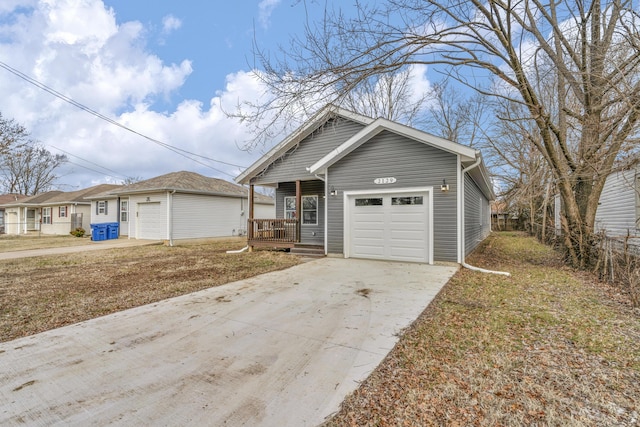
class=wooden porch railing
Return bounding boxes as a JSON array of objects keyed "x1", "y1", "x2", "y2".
[{"x1": 248, "y1": 218, "x2": 298, "y2": 243}]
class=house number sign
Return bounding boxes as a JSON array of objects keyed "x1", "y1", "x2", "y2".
[{"x1": 374, "y1": 177, "x2": 396, "y2": 184}]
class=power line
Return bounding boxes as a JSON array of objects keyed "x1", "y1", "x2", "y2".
[
  {"x1": 50, "y1": 145, "x2": 128, "y2": 180},
  {"x1": 0, "y1": 61, "x2": 247, "y2": 177}
]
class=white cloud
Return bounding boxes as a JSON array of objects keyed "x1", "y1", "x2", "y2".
[
  {"x1": 258, "y1": 0, "x2": 281, "y2": 29},
  {"x1": 161, "y1": 14, "x2": 181, "y2": 34},
  {"x1": 0, "y1": 0, "x2": 270, "y2": 190}
]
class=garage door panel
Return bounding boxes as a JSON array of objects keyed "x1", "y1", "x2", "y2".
[{"x1": 349, "y1": 192, "x2": 429, "y2": 263}]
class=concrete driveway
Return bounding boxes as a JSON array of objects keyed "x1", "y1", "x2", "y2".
[{"x1": 0, "y1": 257, "x2": 457, "y2": 426}]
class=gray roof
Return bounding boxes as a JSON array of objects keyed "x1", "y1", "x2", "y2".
[
  {"x1": 95, "y1": 171, "x2": 273, "y2": 204},
  {"x1": 0, "y1": 185, "x2": 122, "y2": 207}
]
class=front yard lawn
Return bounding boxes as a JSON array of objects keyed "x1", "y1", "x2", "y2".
[
  {"x1": 324, "y1": 232, "x2": 639, "y2": 426},
  {"x1": 0, "y1": 238, "x2": 300, "y2": 342}
]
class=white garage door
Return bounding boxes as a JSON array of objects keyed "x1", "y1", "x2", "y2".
[
  {"x1": 137, "y1": 202, "x2": 163, "y2": 240},
  {"x1": 348, "y1": 192, "x2": 429, "y2": 263}
]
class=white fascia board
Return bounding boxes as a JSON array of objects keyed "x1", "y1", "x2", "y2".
[
  {"x1": 309, "y1": 118, "x2": 477, "y2": 174},
  {"x1": 235, "y1": 105, "x2": 374, "y2": 185}
]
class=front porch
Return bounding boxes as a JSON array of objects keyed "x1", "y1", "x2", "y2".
[
  {"x1": 248, "y1": 218, "x2": 298, "y2": 248},
  {"x1": 247, "y1": 179, "x2": 325, "y2": 252}
]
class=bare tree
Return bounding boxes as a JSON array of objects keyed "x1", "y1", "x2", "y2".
[
  {"x1": 424, "y1": 79, "x2": 488, "y2": 145},
  {"x1": 0, "y1": 112, "x2": 29, "y2": 158},
  {"x1": 1, "y1": 144, "x2": 67, "y2": 195},
  {"x1": 245, "y1": 0, "x2": 640, "y2": 267},
  {"x1": 341, "y1": 67, "x2": 430, "y2": 126}
]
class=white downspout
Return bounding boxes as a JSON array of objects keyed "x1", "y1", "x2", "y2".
[
  {"x1": 461, "y1": 153, "x2": 510, "y2": 276},
  {"x1": 167, "y1": 190, "x2": 176, "y2": 247},
  {"x1": 228, "y1": 186, "x2": 251, "y2": 254}
]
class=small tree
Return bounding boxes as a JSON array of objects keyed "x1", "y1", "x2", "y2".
[{"x1": 1, "y1": 144, "x2": 67, "y2": 195}]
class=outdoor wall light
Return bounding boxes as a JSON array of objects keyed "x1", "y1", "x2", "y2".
[
  {"x1": 441, "y1": 179, "x2": 450, "y2": 192},
  {"x1": 330, "y1": 186, "x2": 338, "y2": 196}
]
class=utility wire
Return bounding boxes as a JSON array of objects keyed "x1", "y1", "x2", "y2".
[
  {"x1": 50, "y1": 144, "x2": 128, "y2": 180},
  {"x1": 0, "y1": 61, "x2": 247, "y2": 177}
]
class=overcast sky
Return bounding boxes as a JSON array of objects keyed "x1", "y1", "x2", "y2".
[{"x1": 0, "y1": 0, "x2": 433, "y2": 190}]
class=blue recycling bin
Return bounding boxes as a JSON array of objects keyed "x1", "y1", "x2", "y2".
[
  {"x1": 106, "y1": 222, "x2": 119, "y2": 240},
  {"x1": 90, "y1": 223, "x2": 107, "y2": 241}
]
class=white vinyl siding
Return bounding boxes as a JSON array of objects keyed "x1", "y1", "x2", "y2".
[
  {"x1": 595, "y1": 168, "x2": 639, "y2": 237},
  {"x1": 172, "y1": 193, "x2": 242, "y2": 239}
]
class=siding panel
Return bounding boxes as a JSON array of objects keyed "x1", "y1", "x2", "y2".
[
  {"x1": 595, "y1": 168, "x2": 639, "y2": 237},
  {"x1": 464, "y1": 173, "x2": 490, "y2": 255},
  {"x1": 252, "y1": 118, "x2": 366, "y2": 185},
  {"x1": 327, "y1": 131, "x2": 459, "y2": 262}
]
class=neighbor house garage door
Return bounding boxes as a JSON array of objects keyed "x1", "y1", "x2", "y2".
[
  {"x1": 347, "y1": 192, "x2": 429, "y2": 263},
  {"x1": 137, "y1": 202, "x2": 163, "y2": 240}
]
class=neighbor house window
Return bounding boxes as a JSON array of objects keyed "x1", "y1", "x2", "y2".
[
  {"x1": 59, "y1": 206, "x2": 67, "y2": 218},
  {"x1": 96, "y1": 201, "x2": 108, "y2": 215},
  {"x1": 284, "y1": 195, "x2": 318, "y2": 225},
  {"x1": 120, "y1": 200, "x2": 128, "y2": 222},
  {"x1": 42, "y1": 207, "x2": 52, "y2": 224}
]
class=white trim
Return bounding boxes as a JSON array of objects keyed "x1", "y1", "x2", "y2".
[
  {"x1": 457, "y1": 156, "x2": 463, "y2": 263},
  {"x1": 324, "y1": 169, "x2": 329, "y2": 255},
  {"x1": 285, "y1": 194, "x2": 319, "y2": 226},
  {"x1": 343, "y1": 186, "x2": 434, "y2": 264},
  {"x1": 310, "y1": 118, "x2": 477, "y2": 174}
]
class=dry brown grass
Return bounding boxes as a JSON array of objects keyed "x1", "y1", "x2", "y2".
[
  {"x1": 0, "y1": 234, "x2": 92, "y2": 252},
  {"x1": 324, "y1": 232, "x2": 640, "y2": 427},
  {"x1": 0, "y1": 238, "x2": 300, "y2": 342}
]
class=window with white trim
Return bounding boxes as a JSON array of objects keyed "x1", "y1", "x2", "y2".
[
  {"x1": 120, "y1": 200, "x2": 128, "y2": 222},
  {"x1": 42, "y1": 207, "x2": 52, "y2": 224},
  {"x1": 96, "y1": 200, "x2": 108, "y2": 215},
  {"x1": 59, "y1": 206, "x2": 67, "y2": 218},
  {"x1": 284, "y1": 195, "x2": 318, "y2": 225}
]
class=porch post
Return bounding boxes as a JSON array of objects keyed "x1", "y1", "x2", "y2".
[
  {"x1": 248, "y1": 184, "x2": 255, "y2": 252},
  {"x1": 296, "y1": 180, "x2": 301, "y2": 243}
]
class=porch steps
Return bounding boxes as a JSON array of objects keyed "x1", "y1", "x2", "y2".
[{"x1": 290, "y1": 244, "x2": 325, "y2": 258}]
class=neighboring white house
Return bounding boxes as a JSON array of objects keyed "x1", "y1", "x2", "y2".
[
  {"x1": 594, "y1": 165, "x2": 639, "y2": 239},
  {"x1": 0, "y1": 185, "x2": 120, "y2": 235},
  {"x1": 0, "y1": 194, "x2": 28, "y2": 234},
  {"x1": 87, "y1": 171, "x2": 274, "y2": 243}
]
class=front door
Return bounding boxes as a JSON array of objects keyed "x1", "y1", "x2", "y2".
[{"x1": 26, "y1": 209, "x2": 36, "y2": 231}]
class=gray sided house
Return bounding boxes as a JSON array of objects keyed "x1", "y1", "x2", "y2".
[
  {"x1": 87, "y1": 171, "x2": 274, "y2": 243},
  {"x1": 236, "y1": 106, "x2": 493, "y2": 264},
  {"x1": 594, "y1": 165, "x2": 640, "y2": 239}
]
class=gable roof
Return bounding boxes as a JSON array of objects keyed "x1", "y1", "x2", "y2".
[
  {"x1": 235, "y1": 105, "x2": 374, "y2": 185},
  {"x1": 308, "y1": 117, "x2": 478, "y2": 174},
  {"x1": 0, "y1": 193, "x2": 28, "y2": 205},
  {"x1": 0, "y1": 185, "x2": 122, "y2": 208},
  {"x1": 97, "y1": 171, "x2": 273, "y2": 204}
]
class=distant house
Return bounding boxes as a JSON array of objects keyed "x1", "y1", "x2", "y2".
[
  {"x1": 0, "y1": 193, "x2": 28, "y2": 234},
  {"x1": 87, "y1": 171, "x2": 274, "y2": 243},
  {"x1": 236, "y1": 105, "x2": 493, "y2": 264},
  {"x1": 594, "y1": 165, "x2": 639, "y2": 239},
  {"x1": 0, "y1": 185, "x2": 121, "y2": 235}
]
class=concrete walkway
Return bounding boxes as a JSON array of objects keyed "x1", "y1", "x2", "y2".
[
  {"x1": 0, "y1": 239, "x2": 160, "y2": 260},
  {"x1": 0, "y1": 258, "x2": 457, "y2": 426}
]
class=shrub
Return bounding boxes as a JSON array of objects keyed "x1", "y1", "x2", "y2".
[{"x1": 70, "y1": 227, "x2": 85, "y2": 238}]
